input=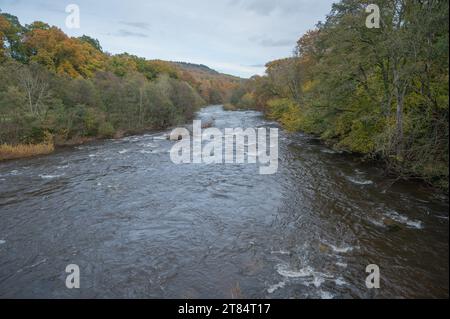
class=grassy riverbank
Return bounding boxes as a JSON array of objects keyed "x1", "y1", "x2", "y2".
[
  {"x1": 0, "y1": 142, "x2": 54, "y2": 161},
  {"x1": 0, "y1": 125, "x2": 166, "y2": 161}
]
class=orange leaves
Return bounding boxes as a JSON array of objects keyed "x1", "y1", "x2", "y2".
[
  {"x1": 0, "y1": 15, "x2": 10, "y2": 40},
  {"x1": 24, "y1": 27, "x2": 106, "y2": 78},
  {"x1": 0, "y1": 15, "x2": 10, "y2": 30},
  {"x1": 56, "y1": 60, "x2": 79, "y2": 78}
]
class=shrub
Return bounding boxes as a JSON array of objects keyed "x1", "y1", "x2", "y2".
[{"x1": 98, "y1": 122, "x2": 115, "y2": 138}]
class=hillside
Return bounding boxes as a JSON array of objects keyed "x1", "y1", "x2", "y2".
[{"x1": 170, "y1": 61, "x2": 243, "y2": 105}]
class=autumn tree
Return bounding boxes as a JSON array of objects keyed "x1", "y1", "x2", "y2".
[{"x1": 23, "y1": 26, "x2": 106, "y2": 77}]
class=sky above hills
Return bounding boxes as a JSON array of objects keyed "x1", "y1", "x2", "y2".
[{"x1": 0, "y1": 0, "x2": 335, "y2": 78}]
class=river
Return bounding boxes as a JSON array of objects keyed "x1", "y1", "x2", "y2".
[{"x1": 0, "y1": 105, "x2": 448, "y2": 298}]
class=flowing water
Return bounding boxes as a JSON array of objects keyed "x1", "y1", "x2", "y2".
[{"x1": 0, "y1": 105, "x2": 448, "y2": 298}]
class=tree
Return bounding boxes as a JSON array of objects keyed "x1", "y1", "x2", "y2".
[
  {"x1": 16, "y1": 62, "x2": 52, "y2": 119},
  {"x1": 78, "y1": 35, "x2": 102, "y2": 52},
  {"x1": 0, "y1": 12, "x2": 27, "y2": 62},
  {"x1": 235, "y1": 0, "x2": 448, "y2": 187},
  {"x1": 23, "y1": 26, "x2": 106, "y2": 77},
  {"x1": 0, "y1": 15, "x2": 9, "y2": 61}
]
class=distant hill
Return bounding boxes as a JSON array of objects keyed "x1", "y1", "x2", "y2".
[
  {"x1": 171, "y1": 61, "x2": 242, "y2": 81},
  {"x1": 170, "y1": 61, "x2": 243, "y2": 105},
  {"x1": 172, "y1": 62, "x2": 219, "y2": 75}
]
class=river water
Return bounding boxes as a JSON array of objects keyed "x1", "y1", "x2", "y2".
[{"x1": 0, "y1": 105, "x2": 448, "y2": 298}]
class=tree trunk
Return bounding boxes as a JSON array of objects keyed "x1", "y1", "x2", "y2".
[{"x1": 395, "y1": 91, "x2": 404, "y2": 156}]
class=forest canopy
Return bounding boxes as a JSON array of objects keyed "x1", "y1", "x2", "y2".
[
  {"x1": 0, "y1": 10, "x2": 240, "y2": 149},
  {"x1": 229, "y1": 0, "x2": 449, "y2": 189}
]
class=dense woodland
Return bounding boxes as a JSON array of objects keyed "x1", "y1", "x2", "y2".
[
  {"x1": 0, "y1": 10, "x2": 240, "y2": 149},
  {"x1": 230, "y1": 0, "x2": 449, "y2": 189},
  {"x1": 1, "y1": 1, "x2": 449, "y2": 189}
]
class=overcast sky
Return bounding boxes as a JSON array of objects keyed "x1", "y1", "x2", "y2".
[{"x1": 0, "y1": 0, "x2": 336, "y2": 77}]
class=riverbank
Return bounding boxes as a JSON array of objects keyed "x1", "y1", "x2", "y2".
[
  {"x1": 0, "y1": 142, "x2": 55, "y2": 161},
  {"x1": 0, "y1": 118, "x2": 210, "y2": 162},
  {"x1": 299, "y1": 125, "x2": 447, "y2": 191},
  {"x1": 0, "y1": 126, "x2": 162, "y2": 162},
  {"x1": 312, "y1": 133, "x2": 448, "y2": 192},
  {"x1": 225, "y1": 103, "x2": 448, "y2": 192}
]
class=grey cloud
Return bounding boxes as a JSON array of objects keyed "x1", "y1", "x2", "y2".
[
  {"x1": 246, "y1": 1, "x2": 277, "y2": 16},
  {"x1": 259, "y1": 38, "x2": 293, "y2": 47},
  {"x1": 230, "y1": 0, "x2": 303, "y2": 16},
  {"x1": 249, "y1": 35, "x2": 293, "y2": 47},
  {"x1": 249, "y1": 64, "x2": 265, "y2": 67},
  {"x1": 1, "y1": 0, "x2": 65, "y2": 14},
  {"x1": 119, "y1": 21, "x2": 151, "y2": 30},
  {"x1": 116, "y1": 29, "x2": 149, "y2": 38}
]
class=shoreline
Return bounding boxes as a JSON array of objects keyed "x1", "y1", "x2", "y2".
[
  {"x1": 225, "y1": 106, "x2": 449, "y2": 193},
  {"x1": 0, "y1": 126, "x2": 167, "y2": 162},
  {"x1": 1, "y1": 108, "x2": 448, "y2": 194}
]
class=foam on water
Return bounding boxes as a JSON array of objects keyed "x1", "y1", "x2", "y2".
[
  {"x1": 276, "y1": 264, "x2": 315, "y2": 278},
  {"x1": 368, "y1": 218, "x2": 386, "y2": 228},
  {"x1": 140, "y1": 142, "x2": 160, "y2": 148},
  {"x1": 346, "y1": 176, "x2": 374, "y2": 185},
  {"x1": 329, "y1": 244, "x2": 358, "y2": 253},
  {"x1": 312, "y1": 276, "x2": 325, "y2": 288},
  {"x1": 275, "y1": 264, "x2": 336, "y2": 289},
  {"x1": 267, "y1": 281, "x2": 286, "y2": 294},
  {"x1": 321, "y1": 149, "x2": 338, "y2": 154},
  {"x1": 384, "y1": 211, "x2": 424, "y2": 229},
  {"x1": 270, "y1": 250, "x2": 291, "y2": 255},
  {"x1": 319, "y1": 291, "x2": 335, "y2": 299},
  {"x1": 335, "y1": 277, "x2": 347, "y2": 286},
  {"x1": 39, "y1": 174, "x2": 65, "y2": 179},
  {"x1": 153, "y1": 134, "x2": 169, "y2": 140}
]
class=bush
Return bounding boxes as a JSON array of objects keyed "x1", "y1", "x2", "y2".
[{"x1": 98, "y1": 122, "x2": 115, "y2": 138}]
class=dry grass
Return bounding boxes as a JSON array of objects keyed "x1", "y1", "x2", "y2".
[
  {"x1": 0, "y1": 142, "x2": 55, "y2": 161},
  {"x1": 223, "y1": 103, "x2": 238, "y2": 111}
]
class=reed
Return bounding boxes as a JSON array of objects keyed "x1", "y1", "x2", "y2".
[{"x1": 0, "y1": 142, "x2": 55, "y2": 161}]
